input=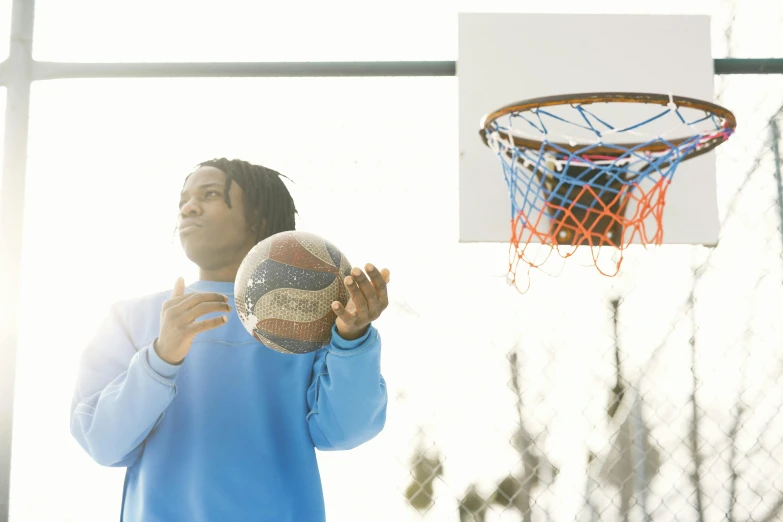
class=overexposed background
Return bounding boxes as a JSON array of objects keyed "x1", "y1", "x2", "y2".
[{"x1": 2, "y1": 0, "x2": 783, "y2": 521}]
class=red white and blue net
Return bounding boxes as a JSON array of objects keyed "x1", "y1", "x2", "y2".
[{"x1": 481, "y1": 93, "x2": 735, "y2": 291}]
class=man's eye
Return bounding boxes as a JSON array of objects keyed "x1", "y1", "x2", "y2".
[{"x1": 205, "y1": 191, "x2": 221, "y2": 197}]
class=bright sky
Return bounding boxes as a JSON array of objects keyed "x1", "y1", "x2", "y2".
[
  {"x1": 8, "y1": 0, "x2": 774, "y2": 62},
  {"x1": 2, "y1": 1, "x2": 783, "y2": 521}
]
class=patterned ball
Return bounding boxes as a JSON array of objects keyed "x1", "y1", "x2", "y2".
[{"x1": 234, "y1": 230, "x2": 352, "y2": 354}]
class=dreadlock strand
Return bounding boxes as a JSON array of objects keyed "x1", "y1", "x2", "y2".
[{"x1": 197, "y1": 157, "x2": 297, "y2": 242}]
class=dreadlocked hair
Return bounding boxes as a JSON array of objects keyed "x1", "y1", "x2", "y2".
[{"x1": 197, "y1": 157, "x2": 297, "y2": 241}]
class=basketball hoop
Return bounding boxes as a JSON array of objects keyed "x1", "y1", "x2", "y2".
[{"x1": 480, "y1": 92, "x2": 736, "y2": 292}]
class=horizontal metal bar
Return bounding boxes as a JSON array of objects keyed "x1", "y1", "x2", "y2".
[
  {"x1": 714, "y1": 58, "x2": 783, "y2": 74},
  {"x1": 0, "y1": 59, "x2": 777, "y2": 83},
  {"x1": 32, "y1": 61, "x2": 458, "y2": 80},
  {"x1": 27, "y1": 58, "x2": 783, "y2": 81}
]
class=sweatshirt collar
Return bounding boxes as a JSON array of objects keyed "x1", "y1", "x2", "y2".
[{"x1": 188, "y1": 280, "x2": 235, "y2": 295}]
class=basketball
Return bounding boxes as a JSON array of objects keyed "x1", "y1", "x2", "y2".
[{"x1": 234, "y1": 230, "x2": 352, "y2": 354}]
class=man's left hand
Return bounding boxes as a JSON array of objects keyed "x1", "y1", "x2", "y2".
[{"x1": 332, "y1": 263, "x2": 390, "y2": 341}]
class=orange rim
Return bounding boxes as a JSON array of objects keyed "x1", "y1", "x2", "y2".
[{"x1": 479, "y1": 92, "x2": 736, "y2": 160}]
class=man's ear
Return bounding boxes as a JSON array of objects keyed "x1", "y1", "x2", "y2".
[{"x1": 252, "y1": 217, "x2": 269, "y2": 239}]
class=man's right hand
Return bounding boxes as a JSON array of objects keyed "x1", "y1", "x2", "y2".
[{"x1": 154, "y1": 277, "x2": 231, "y2": 364}]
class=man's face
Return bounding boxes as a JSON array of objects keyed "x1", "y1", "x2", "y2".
[{"x1": 178, "y1": 166, "x2": 257, "y2": 272}]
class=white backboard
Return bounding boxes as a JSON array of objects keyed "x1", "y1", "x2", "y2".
[{"x1": 458, "y1": 13, "x2": 719, "y2": 245}]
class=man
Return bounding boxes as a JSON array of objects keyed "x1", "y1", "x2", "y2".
[{"x1": 70, "y1": 158, "x2": 389, "y2": 521}]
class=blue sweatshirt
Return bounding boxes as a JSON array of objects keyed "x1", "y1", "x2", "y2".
[{"x1": 70, "y1": 280, "x2": 387, "y2": 522}]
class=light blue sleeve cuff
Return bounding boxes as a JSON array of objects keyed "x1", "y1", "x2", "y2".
[
  {"x1": 329, "y1": 323, "x2": 375, "y2": 352},
  {"x1": 146, "y1": 339, "x2": 183, "y2": 379}
]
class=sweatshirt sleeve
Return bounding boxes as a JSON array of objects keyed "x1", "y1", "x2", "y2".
[
  {"x1": 70, "y1": 301, "x2": 181, "y2": 467},
  {"x1": 306, "y1": 324, "x2": 388, "y2": 451}
]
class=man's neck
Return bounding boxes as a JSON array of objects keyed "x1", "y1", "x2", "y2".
[
  {"x1": 197, "y1": 243, "x2": 255, "y2": 283},
  {"x1": 198, "y1": 264, "x2": 240, "y2": 283}
]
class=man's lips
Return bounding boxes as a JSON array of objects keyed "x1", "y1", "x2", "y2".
[{"x1": 179, "y1": 221, "x2": 203, "y2": 233}]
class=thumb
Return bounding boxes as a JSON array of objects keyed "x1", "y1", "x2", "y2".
[{"x1": 171, "y1": 277, "x2": 185, "y2": 298}]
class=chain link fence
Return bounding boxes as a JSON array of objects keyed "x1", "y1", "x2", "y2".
[{"x1": 398, "y1": 5, "x2": 783, "y2": 522}]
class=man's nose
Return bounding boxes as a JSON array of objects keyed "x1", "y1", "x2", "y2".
[{"x1": 180, "y1": 199, "x2": 201, "y2": 217}]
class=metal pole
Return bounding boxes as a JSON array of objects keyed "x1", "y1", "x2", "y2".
[
  {"x1": 31, "y1": 60, "x2": 458, "y2": 80},
  {"x1": 630, "y1": 395, "x2": 651, "y2": 522},
  {"x1": 0, "y1": 0, "x2": 34, "y2": 519},
  {"x1": 714, "y1": 58, "x2": 783, "y2": 75},
  {"x1": 1, "y1": 58, "x2": 780, "y2": 85},
  {"x1": 771, "y1": 119, "x2": 783, "y2": 260}
]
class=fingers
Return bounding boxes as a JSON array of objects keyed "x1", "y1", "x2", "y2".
[
  {"x1": 338, "y1": 264, "x2": 390, "y2": 327},
  {"x1": 190, "y1": 315, "x2": 229, "y2": 334},
  {"x1": 366, "y1": 264, "x2": 389, "y2": 307},
  {"x1": 352, "y1": 264, "x2": 391, "y2": 314},
  {"x1": 348, "y1": 267, "x2": 374, "y2": 317},
  {"x1": 180, "y1": 300, "x2": 232, "y2": 324},
  {"x1": 331, "y1": 301, "x2": 353, "y2": 320},
  {"x1": 345, "y1": 268, "x2": 367, "y2": 316},
  {"x1": 166, "y1": 292, "x2": 228, "y2": 314},
  {"x1": 162, "y1": 278, "x2": 187, "y2": 311},
  {"x1": 171, "y1": 277, "x2": 185, "y2": 299},
  {"x1": 179, "y1": 292, "x2": 229, "y2": 308}
]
